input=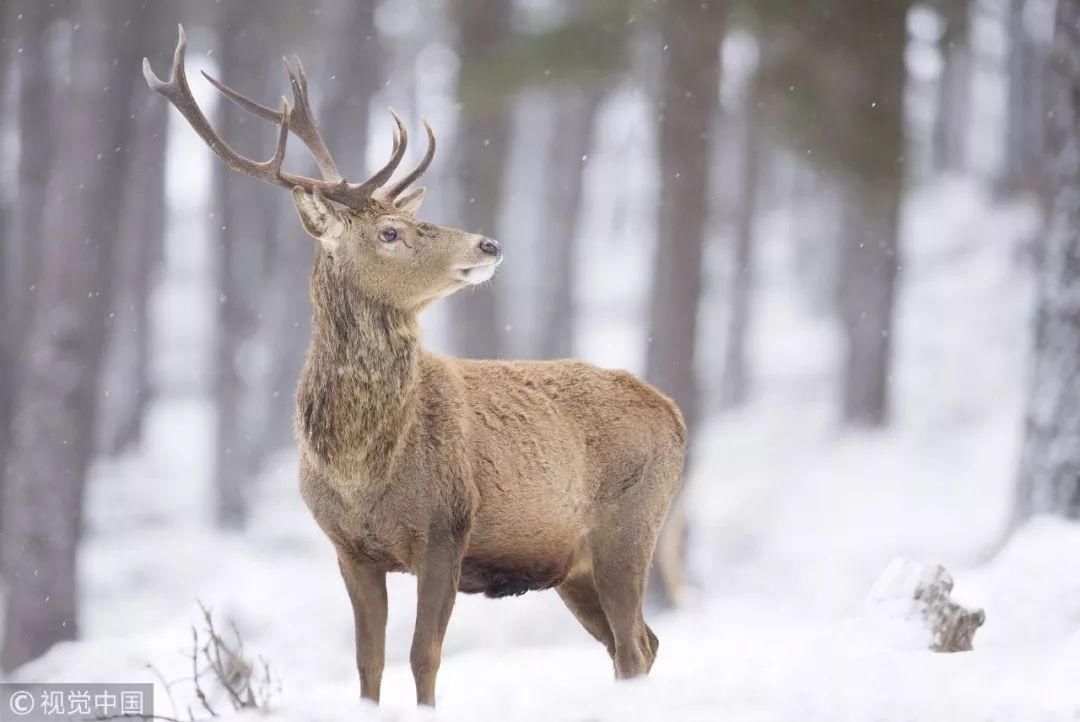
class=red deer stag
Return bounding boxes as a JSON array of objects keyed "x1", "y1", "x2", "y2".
[{"x1": 144, "y1": 26, "x2": 686, "y2": 707}]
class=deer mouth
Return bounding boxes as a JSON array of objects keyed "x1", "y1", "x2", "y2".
[{"x1": 455, "y1": 260, "x2": 499, "y2": 285}]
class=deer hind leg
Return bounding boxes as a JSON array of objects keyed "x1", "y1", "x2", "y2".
[
  {"x1": 556, "y1": 568, "x2": 615, "y2": 661},
  {"x1": 558, "y1": 569, "x2": 660, "y2": 673},
  {"x1": 591, "y1": 544, "x2": 650, "y2": 678},
  {"x1": 643, "y1": 623, "x2": 659, "y2": 671},
  {"x1": 590, "y1": 456, "x2": 679, "y2": 678}
]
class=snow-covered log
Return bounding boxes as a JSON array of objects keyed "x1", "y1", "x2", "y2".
[{"x1": 865, "y1": 559, "x2": 985, "y2": 652}]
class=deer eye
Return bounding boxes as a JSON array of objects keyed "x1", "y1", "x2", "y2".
[{"x1": 379, "y1": 228, "x2": 398, "y2": 243}]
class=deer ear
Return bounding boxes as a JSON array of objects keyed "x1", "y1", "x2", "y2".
[
  {"x1": 395, "y1": 187, "x2": 426, "y2": 215},
  {"x1": 291, "y1": 186, "x2": 346, "y2": 251}
]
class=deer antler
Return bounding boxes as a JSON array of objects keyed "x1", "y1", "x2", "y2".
[
  {"x1": 202, "y1": 55, "x2": 343, "y2": 183},
  {"x1": 143, "y1": 25, "x2": 434, "y2": 208},
  {"x1": 384, "y1": 120, "x2": 436, "y2": 201},
  {"x1": 204, "y1": 52, "x2": 435, "y2": 203}
]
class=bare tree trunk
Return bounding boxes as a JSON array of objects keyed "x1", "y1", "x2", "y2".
[
  {"x1": 0, "y1": 2, "x2": 10, "y2": 557},
  {"x1": 933, "y1": 4, "x2": 970, "y2": 173},
  {"x1": 445, "y1": 0, "x2": 513, "y2": 359},
  {"x1": 536, "y1": 88, "x2": 601, "y2": 359},
  {"x1": 1, "y1": 0, "x2": 142, "y2": 671},
  {"x1": 211, "y1": 3, "x2": 284, "y2": 529},
  {"x1": 1002, "y1": 0, "x2": 1048, "y2": 195},
  {"x1": 102, "y1": 12, "x2": 171, "y2": 455},
  {"x1": 645, "y1": 0, "x2": 725, "y2": 609},
  {"x1": 0, "y1": 0, "x2": 9, "y2": 565},
  {"x1": 837, "y1": 182, "x2": 902, "y2": 426},
  {"x1": 0, "y1": 2, "x2": 8, "y2": 304},
  {"x1": 836, "y1": 4, "x2": 908, "y2": 427},
  {"x1": 719, "y1": 74, "x2": 763, "y2": 409},
  {"x1": 1015, "y1": 0, "x2": 1080, "y2": 522},
  {"x1": 0, "y1": 0, "x2": 60, "y2": 546},
  {"x1": 319, "y1": 0, "x2": 379, "y2": 177}
]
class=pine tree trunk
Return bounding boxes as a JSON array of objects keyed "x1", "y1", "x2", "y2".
[
  {"x1": 1002, "y1": 0, "x2": 1048, "y2": 195},
  {"x1": 537, "y1": 88, "x2": 601, "y2": 359},
  {"x1": 838, "y1": 183, "x2": 902, "y2": 425},
  {"x1": 0, "y1": 2, "x2": 8, "y2": 314},
  {"x1": 1015, "y1": 0, "x2": 1080, "y2": 521},
  {"x1": 10, "y1": 0, "x2": 58, "y2": 318},
  {"x1": 445, "y1": 0, "x2": 513, "y2": 359},
  {"x1": 0, "y1": 0, "x2": 142, "y2": 671},
  {"x1": 0, "y1": 0, "x2": 60, "y2": 546},
  {"x1": 102, "y1": 13, "x2": 171, "y2": 455},
  {"x1": 835, "y1": 3, "x2": 908, "y2": 427},
  {"x1": 0, "y1": 0, "x2": 8, "y2": 563},
  {"x1": 933, "y1": 7, "x2": 970, "y2": 173},
  {"x1": 319, "y1": 0, "x2": 379, "y2": 176},
  {"x1": 0, "y1": 2, "x2": 10, "y2": 556},
  {"x1": 719, "y1": 75, "x2": 763, "y2": 409},
  {"x1": 212, "y1": 4, "x2": 283, "y2": 529},
  {"x1": 645, "y1": 0, "x2": 726, "y2": 608}
]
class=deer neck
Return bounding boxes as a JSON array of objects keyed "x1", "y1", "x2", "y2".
[{"x1": 299, "y1": 258, "x2": 421, "y2": 481}]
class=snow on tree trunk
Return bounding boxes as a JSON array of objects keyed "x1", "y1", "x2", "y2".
[
  {"x1": 645, "y1": 0, "x2": 726, "y2": 609},
  {"x1": 0, "y1": 0, "x2": 142, "y2": 671},
  {"x1": 1016, "y1": 0, "x2": 1080, "y2": 521}
]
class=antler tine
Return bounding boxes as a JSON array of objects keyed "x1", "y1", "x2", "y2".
[
  {"x1": 262, "y1": 98, "x2": 291, "y2": 179},
  {"x1": 143, "y1": 26, "x2": 282, "y2": 181},
  {"x1": 349, "y1": 109, "x2": 409, "y2": 199},
  {"x1": 200, "y1": 55, "x2": 342, "y2": 182},
  {"x1": 145, "y1": 25, "x2": 359, "y2": 204},
  {"x1": 147, "y1": 29, "x2": 430, "y2": 209},
  {"x1": 200, "y1": 69, "x2": 280, "y2": 122},
  {"x1": 281, "y1": 55, "x2": 341, "y2": 181},
  {"x1": 386, "y1": 119, "x2": 436, "y2": 200}
]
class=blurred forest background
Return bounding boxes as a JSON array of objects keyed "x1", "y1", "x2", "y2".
[{"x1": 0, "y1": 0, "x2": 1078, "y2": 696}]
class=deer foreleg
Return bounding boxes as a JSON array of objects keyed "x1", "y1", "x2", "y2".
[
  {"x1": 337, "y1": 551, "x2": 388, "y2": 703},
  {"x1": 409, "y1": 530, "x2": 464, "y2": 707}
]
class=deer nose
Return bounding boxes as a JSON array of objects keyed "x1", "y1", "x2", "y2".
[{"x1": 478, "y1": 237, "x2": 501, "y2": 257}]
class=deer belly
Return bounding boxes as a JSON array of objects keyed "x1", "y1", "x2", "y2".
[
  {"x1": 457, "y1": 554, "x2": 569, "y2": 598},
  {"x1": 458, "y1": 517, "x2": 582, "y2": 598},
  {"x1": 459, "y1": 469, "x2": 590, "y2": 597}
]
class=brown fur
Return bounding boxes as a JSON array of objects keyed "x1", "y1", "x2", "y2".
[
  {"x1": 291, "y1": 190, "x2": 686, "y2": 706},
  {"x1": 144, "y1": 36, "x2": 685, "y2": 701}
]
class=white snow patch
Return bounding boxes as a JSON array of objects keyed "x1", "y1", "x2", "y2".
[{"x1": 5, "y1": 177, "x2": 1077, "y2": 721}]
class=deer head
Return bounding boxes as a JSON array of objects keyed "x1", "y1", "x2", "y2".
[{"x1": 143, "y1": 26, "x2": 502, "y2": 311}]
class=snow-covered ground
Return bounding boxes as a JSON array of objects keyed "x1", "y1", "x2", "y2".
[{"x1": 7, "y1": 177, "x2": 1079, "y2": 721}]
